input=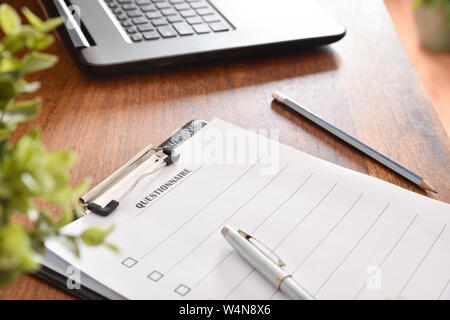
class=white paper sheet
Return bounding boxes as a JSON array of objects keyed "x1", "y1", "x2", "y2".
[{"x1": 45, "y1": 119, "x2": 450, "y2": 300}]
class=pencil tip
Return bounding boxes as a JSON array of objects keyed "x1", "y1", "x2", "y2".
[
  {"x1": 272, "y1": 91, "x2": 285, "y2": 102},
  {"x1": 420, "y1": 180, "x2": 438, "y2": 194}
]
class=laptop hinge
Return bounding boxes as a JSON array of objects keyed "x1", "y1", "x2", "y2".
[{"x1": 53, "y1": 0, "x2": 90, "y2": 48}]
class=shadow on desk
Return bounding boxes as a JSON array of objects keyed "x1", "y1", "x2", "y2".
[
  {"x1": 271, "y1": 101, "x2": 429, "y2": 198},
  {"x1": 68, "y1": 47, "x2": 339, "y2": 103}
]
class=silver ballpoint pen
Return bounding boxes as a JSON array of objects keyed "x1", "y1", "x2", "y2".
[{"x1": 222, "y1": 225, "x2": 314, "y2": 300}]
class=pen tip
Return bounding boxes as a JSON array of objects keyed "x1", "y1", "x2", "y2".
[{"x1": 221, "y1": 226, "x2": 230, "y2": 236}]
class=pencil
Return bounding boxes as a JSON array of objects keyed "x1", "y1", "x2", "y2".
[{"x1": 272, "y1": 91, "x2": 437, "y2": 193}]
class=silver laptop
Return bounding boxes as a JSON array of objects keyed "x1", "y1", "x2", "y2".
[{"x1": 43, "y1": 0, "x2": 345, "y2": 73}]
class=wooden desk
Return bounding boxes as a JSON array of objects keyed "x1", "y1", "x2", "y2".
[{"x1": 1, "y1": 0, "x2": 449, "y2": 299}]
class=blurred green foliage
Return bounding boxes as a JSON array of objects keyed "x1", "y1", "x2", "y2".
[
  {"x1": 413, "y1": 0, "x2": 450, "y2": 26},
  {"x1": 0, "y1": 4, "x2": 114, "y2": 286}
]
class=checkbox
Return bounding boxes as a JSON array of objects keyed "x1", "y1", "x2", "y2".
[
  {"x1": 121, "y1": 257, "x2": 137, "y2": 268},
  {"x1": 147, "y1": 270, "x2": 164, "y2": 282},
  {"x1": 175, "y1": 284, "x2": 191, "y2": 296}
]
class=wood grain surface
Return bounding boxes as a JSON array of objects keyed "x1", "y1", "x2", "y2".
[{"x1": 1, "y1": 0, "x2": 449, "y2": 299}]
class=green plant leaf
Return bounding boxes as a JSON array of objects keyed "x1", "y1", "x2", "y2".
[
  {"x1": 413, "y1": 0, "x2": 450, "y2": 29},
  {"x1": 0, "y1": 57, "x2": 22, "y2": 73},
  {"x1": 39, "y1": 210, "x2": 56, "y2": 227},
  {"x1": 3, "y1": 99, "x2": 40, "y2": 123},
  {"x1": 0, "y1": 98, "x2": 13, "y2": 111},
  {"x1": 22, "y1": 52, "x2": 58, "y2": 74},
  {"x1": 0, "y1": 121, "x2": 16, "y2": 137},
  {"x1": 45, "y1": 150, "x2": 76, "y2": 172},
  {"x1": 81, "y1": 225, "x2": 115, "y2": 247},
  {"x1": 73, "y1": 180, "x2": 91, "y2": 197},
  {"x1": 55, "y1": 207, "x2": 74, "y2": 228},
  {"x1": 106, "y1": 243, "x2": 119, "y2": 253},
  {"x1": 0, "y1": 224, "x2": 39, "y2": 285},
  {"x1": 29, "y1": 211, "x2": 57, "y2": 252},
  {"x1": 27, "y1": 127, "x2": 41, "y2": 140},
  {"x1": 0, "y1": 182, "x2": 12, "y2": 198},
  {"x1": 42, "y1": 17, "x2": 64, "y2": 32},
  {"x1": 429, "y1": 0, "x2": 443, "y2": 8},
  {"x1": 413, "y1": 0, "x2": 424, "y2": 9},
  {"x1": 0, "y1": 6, "x2": 116, "y2": 287},
  {"x1": 2, "y1": 32, "x2": 26, "y2": 53},
  {"x1": 22, "y1": 8, "x2": 63, "y2": 33},
  {"x1": 0, "y1": 78, "x2": 18, "y2": 99},
  {"x1": 1, "y1": 25, "x2": 41, "y2": 53},
  {"x1": 27, "y1": 33, "x2": 54, "y2": 51},
  {"x1": 0, "y1": 4, "x2": 21, "y2": 35},
  {"x1": 445, "y1": 0, "x2": 450, "y2": 27},
  {"x1": 21, "y1": 7, "x2": 44, "y2": 30},
  {"x1": 19, "y1": 80, "x2": 41, "y2": 94},
  {"x1": 60, "y1": 236, "x2": 80, "y2": 258}
]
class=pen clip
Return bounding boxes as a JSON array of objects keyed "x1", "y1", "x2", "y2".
[{"x1": 237, "y1": 229, "x2": 286, "y2": 267}]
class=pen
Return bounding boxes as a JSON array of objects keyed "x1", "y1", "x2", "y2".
[
  {"x1": 272, "y1": 91, "x2": 437, "y2": 194},
  {"x1": 221, "y1": 225, "x2": 314, "y2": 300}
]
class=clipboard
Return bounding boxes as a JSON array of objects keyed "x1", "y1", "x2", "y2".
[
  {"x1": 34, "y1": 119, "x2": 208, "y2": 300},
  {"x1": 34, "y1": 118, "x2": 450, "y2": 300}
]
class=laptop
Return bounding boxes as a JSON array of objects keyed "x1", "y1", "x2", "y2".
[{"x1": 41, "y1": 0, "x2": 346, "y2": 73}]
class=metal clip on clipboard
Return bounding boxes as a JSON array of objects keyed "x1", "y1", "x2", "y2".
[{"x1": 80, "y1": 120, "x2": 208, "y2": 217}]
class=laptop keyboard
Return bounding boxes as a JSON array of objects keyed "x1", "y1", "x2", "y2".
[{"x1": 104, "y1": 0, "x2": 231, "y2": 42}]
